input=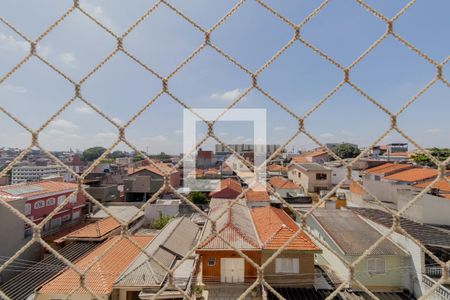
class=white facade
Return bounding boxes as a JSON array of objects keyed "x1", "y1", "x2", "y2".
[
  {"x1": 11, "y1": 165, "x2": 69, "y2": 184},
  {"x1": 397, "y1": 188, "x2": 450, "y2": 226}
]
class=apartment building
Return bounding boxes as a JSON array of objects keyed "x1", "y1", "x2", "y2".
[
  {"x1": 0, "y1": 181, "x2": 86, "y2": 237},
  {"x1": 11, "y1": 164, "x2": 70, "y2": 184}
]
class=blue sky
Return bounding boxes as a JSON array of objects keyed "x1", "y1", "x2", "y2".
[{"x1": 0, "y1": 0, "x2": 449, "y2": 154}]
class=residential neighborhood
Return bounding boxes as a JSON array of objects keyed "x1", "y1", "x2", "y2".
[
  {"x1": 0, "y1": 142, "x2": 448, "y2": 300},
  {"x1": 0, "y1": 1, "x2": 449, "y2": 299}
]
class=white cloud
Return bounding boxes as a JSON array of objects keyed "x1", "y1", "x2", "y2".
[
  {"x1": 0, "y1": 33, "x2": 29, "y2": 52},
  {"x1": 211, "y1": 88, "x2": 241, "y2": 101},
  {"x1": 58, "y1": 52, "x2": 78, "y2": 68},
  {"x1": 274, "y1": 126, "x2": 285, "y2": 131},
  {"x1": 74, "y1": 105, "x2": 94, "y2": 114},
  {"x1": 95, "y1": 132, "x2": 117, "y2": 139},
  {"x1": 144, "y1": 135, "x2": 169, "y2": 142},
  {"x1": 50, "y1": 119, "x2": 79, "y2": 130},
  {"x1": 37, "y1": 44, "x2": 53, "y2": 57},
  {"x1": 319, "y1": 132, "x2": 335, "y2": 138},
  {"x1": 1, "y1": 83, "x2": 27, "y2": 93},
  {"x1": 80, "y1": 1, "x2": 115, "y2": 30},
  {"x1": 112, "y1": 118, "x2": 124, "y2": 125},
  {"x1": 425, "y1": 128, "x2": 441, "y2": 134}
]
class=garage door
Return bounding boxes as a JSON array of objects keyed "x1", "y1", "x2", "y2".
[{"x1": 221, "y1": 258, "x2": 244, "y2": 283}]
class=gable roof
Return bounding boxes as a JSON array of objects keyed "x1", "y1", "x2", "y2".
[
  {"x1": 269, "y1": 176, "x2": 300, "y2": 189},
  {"x1": 115, "y1": 217, "x2": 199, "y2": 287},
  {"x1": 198, "y1": 201, "x2": 260, "y2": 250},
  {"x1": 364, "y1": 163, "x2": 413, "y2": 175},
  {"x1": 64, "y1": 217, "x2": 120, "y2": 241},
  {"x1": 350, "y1": 207, "x2": 450, "y2": 249},
  {"x1": 128, "y1": 163, "x2": 175, "y2": 177},
  {"x1": 38, "y1": 236, "x2": 153, "y2": 296},
  {"x1": 291, "y1": 163, "x2": 330, "y2": 172},
  {"x1": 311, "y1": 209, "x2": 408, "y2": 256},
  {"x1": 251, "y1": 206, "x2": 320, "y2": 251},
  {"x1": 209, "y1": 178, "x2": 242, "y2": 198},
  {"x1": 267, "y1": 164, "x2": 287, "y2": 172},
  {"x1": 245, "y1": 190, "x2": 270, "y2": 202},
  {"x1": 383, "y1": 168, "x2": 439, "y2": 183},
  {"x1": 413, "y1": 176, "x2": 450, "y2": 193},
  {"x1": 0, "y1": 181, "x2": 78, "y2": 200}
]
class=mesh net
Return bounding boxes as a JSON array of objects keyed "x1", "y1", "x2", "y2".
[{"x1": 0, "y1": 1, "x2": 449, "y2": 299}]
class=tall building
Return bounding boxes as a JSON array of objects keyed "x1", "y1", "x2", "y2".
[
  {"x1": 11, "y1": 165, "x2": 70, "y2": 184},
  {"x1": 215, "y1": 144, "x2": 281, "y2": 156}
]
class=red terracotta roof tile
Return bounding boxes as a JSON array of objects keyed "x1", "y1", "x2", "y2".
[
  {"x1": 64, "y1": 217, "x2": 120, "y2": 240},
  {"x1": 413, "y1": 176, "x2": 450, "y2": 193},
  {"x1": 384, "y1": 168, "x2": 439, "y2": 183},
  {"x1": 245, "y1": 190, "x2": 270, "y2": 202},
  {"x1": 364, "y1": 163, "x2": 412, "y2": 175},
  {"x1": 251, "y1": 207, "x2": 320, "y2": 251},
  {"x1": 269, "y1": 176, "x2": 299, "y2": 189},
  {"x1": 38, "y1": 236, "x2": 152, "y2": 296}
]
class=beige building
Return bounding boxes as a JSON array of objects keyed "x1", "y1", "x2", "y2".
[{"x1": 288, "y1": 163, "x2": 331, "y2": 193}]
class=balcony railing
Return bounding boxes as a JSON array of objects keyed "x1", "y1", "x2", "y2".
[
  {"x1": 426, "y1": 266, "x2": 450, "y2": 279},
  {"x1": 422, "y1": 275, "x2": 450, "y2": 300}
]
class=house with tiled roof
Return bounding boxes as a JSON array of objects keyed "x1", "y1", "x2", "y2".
[
  {"x1": 291, "y1": 148, "x2": 329, "y2": 164},
  {"x1": 305, "y1": 209, "x2": 410, "y2": 292},
  {"x1": 112, "y1": 217, "x2": 200, "y2": 299},
  {"x1": 383, "y1": 167, "x2": 440, "y2": 185},
  {"x1": 245, "y1": 188, "x2": 271, "y2": 208},
  {"x1": 208, "y1": 178, "x2": 242, "y2": 199},
  {"x1": 196, "y1": 199, "x2": 261, "y2": 283},
  {"x1": 288, "y1": 163, "x2": 332, "y2": 193},
  {"x1": 0, "y1": 180, "x2": 86, "y2": 238},
  {"x1": 124, "y1": 163, "x2": 180, "y2": 202},
  {"x1": 251, "y1": 206, "x2": 321, "y2": 287},
  {"x1": 269, "y1": 176, "x2": 304, "y2": 198},
  {"x1": 62, "y1": 217, "x2": 121, "y2": 242},
  {"x1": 363, "y1": 163, "x2": 414, "y2": 181},
  {"x1": 36, "y1": 235, "x2": 154, "y2": 300},
  {"x1": 267, "y1": 164, "x2": 288, "y2": 177}
]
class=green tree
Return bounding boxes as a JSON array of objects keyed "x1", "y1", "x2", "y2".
[
  {"x1": 412, "y1": 148, "x2": 450, "y2": 167},
  {"x1": 109, "y1": 150, "x2": 129, "y2": 159},
  {"x1": 82, "y1": 146, "x2": 107, "y2": 161},
  {"x1": 150, "y1": 212, "x2": 172, "y2": 229},
  {"x1": 188, "y1": 191, "x2": 209, "y2": 205},
  {"x1": 331, "y1": 143, "x2": 361, "y2": 159},
  {"x1": 133, "y1": 154, "x2": 145, "y2": 162}
]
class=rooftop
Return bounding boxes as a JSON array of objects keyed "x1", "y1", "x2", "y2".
[
  {"x1": 413, "y1": 176, "x2": 450, "y2": 193},
  {"x1": 199, "y1": 201, "x2": 260, "y2": 250},
  {"x1": 269, "y1": 176, "x2": 300, "y2": 189},
  {"x1": 127, "y1": 163, "x2": 175, "y2": 177},
  {"x1": 383, "y1": 168, "x2": 439, "y2": 183},
  {"x1": 364, "y1": 163, "x2": 413, "y2": 175},
  {"x1": 245, "y1": 190, "x2": 270, "y2": 202},
  {"x1": 64, "y1": 217, "x2": 120, "y2": 241},
  {"x1": 251, "y1": 206, "x2": 320, "y2": 251},
  {"x1": 292, "y1": 163, "x2": 330, "y2": 172},
  {"x1": 311, "y1": 209, "x2": 408, "y2": 256},
  {"x1": 91, "y1": 205, "x2": 144, "y2": 223},
  {"x1": 0, "y1": 181, "x2": 78, "y2": 200},
  {"x1": 38, "y1": 236, "x2": 153, "y2": 296},
  {"x1": 350, "y1": 207, "x2": 450, "y2": 249}
]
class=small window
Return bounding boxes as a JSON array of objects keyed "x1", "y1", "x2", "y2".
[
  {"x1": 57, "y1": 195, "x2": 65, "y2": 205},
  {"x1": 316, "y1": 173, "x2": 327, "y2": 180},
  {"x1": 367, "y1": 258, "x2": 385, "y2": 275},
  {"x1": 34, "y1": 200, "x2": 45, "y2": 209},
  {"x1": 46, "y1": 198, "x2": 56, "y2": 206},
  {"x1": 69, "y1": 195, "x2": 77, "y2": 204},
  {"x1": 207, "y1": 257, "x2": 215, "y2": 267},
  {"x1": 24, "y1": 203, "x2": 31, "y2": 215},
  {"x1": 374, "y1": 175, "x2": 381, "y2": 181},
  {"x1": 275, "y1": 258, "x2": 299, "y2": 273},
  {"x1": 62, "y1": 214, "x2": 71, "y2": 222}
]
